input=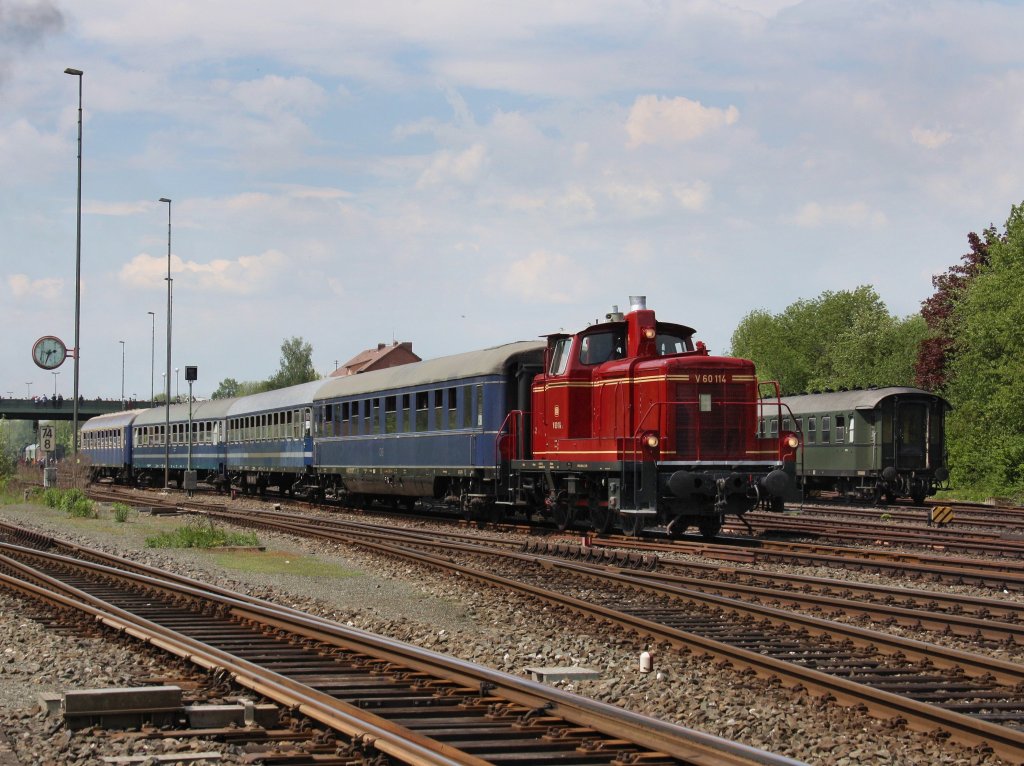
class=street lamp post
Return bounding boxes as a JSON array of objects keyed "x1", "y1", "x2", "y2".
[
  {"x1": 65, "y1": 67, "x2": 83, "y2": 454},
  {"x1": 175, "y1": 367, "x2": 179, "y2": 402},
  {"x1": 185, "y1": 366, "x2": 197, "y2": 497},
  {"x1": 147, "y1": 311, "x2": 155, "y2": 403},
  {"x1": 119, "y1": 340, "x2": 125, "y2": 407},
  {"x1": 25, "y1": 382, "x2": 31, "y2": 398},
  {"x1": 52, "y1": 371, "x2": 60, "y2": 398},
  {"x1": 159, "y1": 198, "x2": 172, "y2": 490}
]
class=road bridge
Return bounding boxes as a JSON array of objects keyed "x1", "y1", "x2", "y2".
[{"x1": 0, "y1": 398, "x2": 155, "y2": 425}]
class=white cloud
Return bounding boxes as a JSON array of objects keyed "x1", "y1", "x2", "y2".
[
  {"x1": 229, "y1": 75, "x2": 327, "y2": 116},
  {"x1": 83, "y1": 200, "x2": 152, "y2": 216},
  {"x1": 118, "y1": 250, "x2": 289, "y2": 294},
  {"x1": 672, "y1": 180, "x2": 711, "y2": 212},
  {"x1": 7, "y1": 274, "x2": 62, "y2": 300},
  {"x1": 601, "y1": 181, "x2": 666, "y2": 218},
  {"x1": 911, "y1": 127, "x2": 952, "y2": 149},
  {"x1": 417, "y1": 143, "x2": 487, "y2": 188},
  {"x1": 626, "y1": 95, "x2": 739, "y2": 148},
  {"x1": 491, "y1": 249, "x2": 591, "y2": 303},
  {"x1": 792, "y1": 201, "x2": 887, "y2": 228}
]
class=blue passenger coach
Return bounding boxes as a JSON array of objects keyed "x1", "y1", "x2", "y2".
[
  {"x1": 130, "y1": 399, "x2": 236, "y2": 488},
  {"x1": 311, "y1": 342, "x2": 545, "y2": 507},
  {"x1": 225, "y1": 380, "x2": 322, "y2": 495},
  {"x1": 80, "y1": 409, "x2": 146, "y2": 483}
]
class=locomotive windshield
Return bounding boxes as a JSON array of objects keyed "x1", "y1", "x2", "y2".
[
  {"x1": 655, "y1": 332, "x2": 694, "y2": 355},
  {"x1": 579, "y1": 330, "x2": 626, "y2": 365}
]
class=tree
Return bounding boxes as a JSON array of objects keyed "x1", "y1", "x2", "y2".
[
  {"x1": 944, "y1": 203, "x2": 1024, "y2": 497},
  {"x1": 915, "y1": 229, "x2": 992, "y2": 391},
  {"x1": 212, "y1": 378, "x2": 242, "y2": 399},
  {"x1": 730, "y1": 286, "x2": 926, "y2": 395},
  {"x1": 266, "y1": 337, "x2": 317, "y2": 390}
]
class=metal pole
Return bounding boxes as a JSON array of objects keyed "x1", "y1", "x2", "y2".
[
  {"x1": 119, "y1": 340, "x2": 125, "y2": 407},
  {"x1": 159, "y1": 198, "x2": 172, "y2": 489},
  {"x1": 52, "y1": 371, "x2": 59, "y2": 398},
  {"x1": 65, "y1": 67, "x2": 83, "y2": 455},
  {"x1": 187, "y1": 379, "x2": 193, "y2": 497},
  {"x1": 148, "y1": 311, "x2": 155, "y2": 403}
]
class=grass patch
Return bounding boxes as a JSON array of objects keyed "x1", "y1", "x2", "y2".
[
  {"x1": 40, "y1": 487, "x2": 96, "y2": 518},
  {"x1": 145, "y1": 518, "x2": 260, "y2": 549},
  {"x1": 208, "y1": 549, "x2": 362, "y2": 578},
  {"x1": 111, "y1": 502, "x2": 133, "y2": 523}
]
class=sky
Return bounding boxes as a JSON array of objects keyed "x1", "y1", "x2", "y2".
[{"x1": 3, "y1": 1, "x2": 1024, "y2": 401}]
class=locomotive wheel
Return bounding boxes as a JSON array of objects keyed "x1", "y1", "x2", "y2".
[
  {"x1": 621, "y1": 514, "x2": 646, "y2": 537},
  {"x1": 589, "y1": 499, "x2": 614, "y2": 535},
  {"x1": 911, "y1": 492, "x2": 926, "y2": 506},
  {"x1": 698, "y1": 515, "x2": 723, "y2": 540},
  {"x1": 552, "y1": 502, "x2": 572, "y2": 531}
]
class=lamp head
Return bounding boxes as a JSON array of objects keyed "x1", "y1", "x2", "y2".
[
  {"x1": 159, "y1": 197, "x2": 171, "y2": 203},
  {"x1": 64, "y1": 68, "x2": 83, "y2": 76}
]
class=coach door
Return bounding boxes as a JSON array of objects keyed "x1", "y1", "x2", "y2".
[{"x1": 894, "y1": 399, "x2": 928, "y2": 470}]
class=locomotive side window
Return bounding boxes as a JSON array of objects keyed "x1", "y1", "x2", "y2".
[
  {"x1": 807, "y1": 417, "x2": 816, "y2": 444},
  {"x1": 769, "y1": 418, "x2": 778, "y2": 436},
  {"x1": 835, "y1": 415, "x2": 845, "y2": 442},
  {"x1": 821, "y1": 415, "x2": 831, "y2": 444},
  {"x1": 579, "y1": 330, "x2": 625, "y2": 365},
  {"x1": 549, "y1": 338, "x2": 571, "y2": 376}
]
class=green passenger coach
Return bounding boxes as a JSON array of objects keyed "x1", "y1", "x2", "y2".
[{"x1": 761, "y1": 387, "x2": 950, "y2": 505}]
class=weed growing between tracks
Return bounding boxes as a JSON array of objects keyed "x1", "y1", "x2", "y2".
[
  {"x1": 208, "y1": 548, "x2": 362, "y2": 578},
  {"x1": 145, "y1": 515, "x2": 260, "y2": 549}
]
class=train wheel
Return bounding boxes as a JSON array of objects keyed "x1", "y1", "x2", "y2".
[
  {"x1": 698, "y1": 515, "x2": 723, "y2": 540},
  {"x1": 552, "y1": 503, "x2": 572, "y2": 531},
  {"x1": 621, "y1": 514, "x2": 646, "y2": 537},
  {"x1": 589, "y1": 500, "x2": 613, "y2": 535},
  {"x1": 911, "y1": 492, "x2": 926, "y2": 505}
]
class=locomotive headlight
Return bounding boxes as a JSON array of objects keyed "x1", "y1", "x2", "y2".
[
  {"x1": 644, "y1": 433, "x2": 660, "y2": 448},
  {"x1": 785, "y1": 434, "x2": 799, "y2": 449},
  {"x1": 643, "y1": 327, "x2": 656, "y2": 339}
]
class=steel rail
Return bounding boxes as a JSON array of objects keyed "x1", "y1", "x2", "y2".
[
  {"x1": 166, "y1": 509, "x2": 1024, "y2": 761},
  {"x1": 0, "y1": 540, "x2": 802, "y2": 766}
]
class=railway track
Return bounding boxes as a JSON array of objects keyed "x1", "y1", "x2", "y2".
[
  {"x1": 67, "y1": 497, "x2": 1024, "y2": 761},
  {"x1": 0, "y1": 527, "x2": 799, "y2": 766}
]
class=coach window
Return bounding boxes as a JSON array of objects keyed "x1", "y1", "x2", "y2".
[
  {"x1": 821, "y1": 415, "x2": 831, "y2": 444},
  {"x1": 769, "y1": 419, "x2": 778, "y2": 437},
  {"x1": 476, "y1": 384, "x2": 484, "y2": 427},
  {"x1": 448, "y1": 387, "x2": 458, "y2": 429},
  {"x1": 324, "y1": 404, "x2": 333, "y2": 435},
  {"x1": 847, "y1": 413, "x2": 855, "y2": 443},
  {"x1": 835, "y1": 415, "x2": 846, "y2": 443},
  {"x1": 416, "y1": 391, "x2": 428, "y2": 431},
  {"x1": 385, "y1": 396, "x2": 397, "y2": 433},
  {"x1": 402, "y1": 394, "x2": 411, "y2": 433},
  {"x1": 370, "y1": 398, "x2": 380, "y2": 434},
  {"x1": 433, "y1": 390, "x2": 444, "y2": 430},
  {"x1": 463, "y1": 386, "x2": 473, "y2": 428},
  {"x1": 807, "y1": 417, "x2": 816, "y2": 444}
]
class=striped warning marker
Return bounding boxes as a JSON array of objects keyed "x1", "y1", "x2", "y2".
[{"x1": 931, "y1": 506, "x2": 954, "y2": 526}]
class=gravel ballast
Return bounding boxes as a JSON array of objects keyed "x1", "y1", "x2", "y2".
[{"x1": 0, "y1": 498, "x2": 1014, "y2": 765}]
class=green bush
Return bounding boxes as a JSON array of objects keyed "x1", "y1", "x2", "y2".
[
  {"x1": 145, "y1": 517, "x2": 259, "y2": 549},
  {"x1": 112, "y1": 503, "x2": 133, "y2": 523},
  {"x1": 42, "y1": 488, "x2": 63, "y2": 508},
  {"x1": 40, "y1": 488, "x2": 96, "y2": 518}
]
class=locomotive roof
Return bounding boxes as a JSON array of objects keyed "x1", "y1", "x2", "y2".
[
  {"x1": 133, "y1": 397, "x2": 240, "y2": 425},
  {"x1": 314, "y1": 341, "x2": 546, "y2": 401},
  {"x1": 780, "y1": 386, "x2": 951, "y2": 413},
  {"x1": 227, "y1": 379, "x2": 329, "y2": 416},
  {"x1": 79, "y1": 408, "x2": 149, "y2": 432}
]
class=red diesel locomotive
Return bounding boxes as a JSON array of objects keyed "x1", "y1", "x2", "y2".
[{"x1": 504, "y1": 296, "x2": 796, "y2": 538}]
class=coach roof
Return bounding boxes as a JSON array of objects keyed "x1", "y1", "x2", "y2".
[
  {"x1": 80, "y1": 408, "x2": 148, "y2": 432},
  {"x1": 781, "y1": 387, "x2": 951, "y2": 413},
  {"x1": 133, "y1": 397, "x2": 239, "y2": 426},
  {"x1": 227, "y1": 379, "x2": 328, "y2": 417},
  {"x1": 315, "y1": 341, "x2": 546, "y2": 402}
]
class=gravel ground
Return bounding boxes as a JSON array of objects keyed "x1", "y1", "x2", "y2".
[{"x1": 0, "y1": 497, "x2": 1014, "y2": 766}]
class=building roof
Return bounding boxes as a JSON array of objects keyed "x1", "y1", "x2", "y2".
[{"x1": 332, "y1": 341, "x2": 421, "y2": 377}]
